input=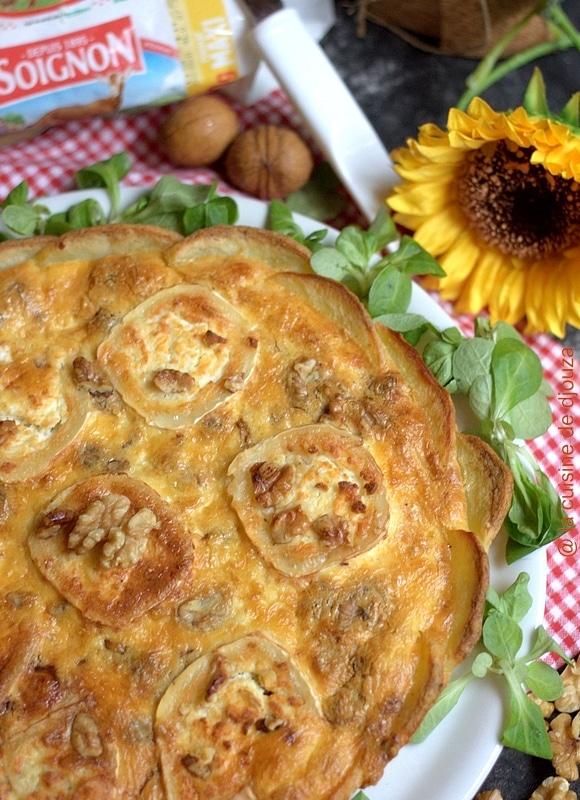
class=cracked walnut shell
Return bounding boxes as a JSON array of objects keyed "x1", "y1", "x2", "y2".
[{"x1": 224, "y1": 125, "x2": 314, "y2": 199}]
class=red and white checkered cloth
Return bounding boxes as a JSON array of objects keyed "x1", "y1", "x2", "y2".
[{"x1": 1, "y1": 89, "x2": 578, "y2": 659}]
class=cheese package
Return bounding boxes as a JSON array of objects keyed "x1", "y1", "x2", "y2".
[
  {"x1": 0, "y1": 0, "x2": 336, "y2": 147},
  {"x1": 0, "y1": 0, "x2": 254, "y2": 146},
  {"x1": 0, "y1": 223, "x2": 512, "y2": 798}
]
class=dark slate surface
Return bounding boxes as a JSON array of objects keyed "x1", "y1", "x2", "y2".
[{"x1": 320, "y1": 3, "x2": 580, "y2": 798}]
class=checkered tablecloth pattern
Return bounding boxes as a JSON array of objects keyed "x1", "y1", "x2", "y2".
[{"x1": 1, "y1": 89, "x2": 578, "y2": 659}]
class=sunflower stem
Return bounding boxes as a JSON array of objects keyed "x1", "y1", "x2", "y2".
[
  {"x1": 549, "y1": 3, "x2": 580, "y2": 50},
  {"x1": 460, "y1": 1, "x2": 548, "y2": 96},
  {"x1": 456, "y1": 0, "x2": 577, "y2": 111},
  {"x1": 457, "y1": 36, "x2": 572, "y2": 110}
]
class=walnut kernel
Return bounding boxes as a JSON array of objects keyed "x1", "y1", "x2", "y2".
[
  {"x1": 549, "y1": 712, "x2": 580, "y2": 781},
  {"x1": 530, "y1": 691, "x2": 556, "y2": 719},
  {"x1": 153, "y1": 368, "x2": 195, "y2": 394},
  {"x1": 530, "y1": 776, "x2": 578, "y2": 800},
  {"x1": 178, "y1": 590, "x2": 230, "y2": 631},
  {"x1": 182, "y1": 746, "x2": 216, "y2": 779},
  {"x1": 67, "y1": 492, "x2": 160, "y2": 568},
  {"x1": 71, "y1": 712, "x2": 103, "y2": 758},
  {"x1": 556, "y1": 661, "x2": 580, "y2": 713}
]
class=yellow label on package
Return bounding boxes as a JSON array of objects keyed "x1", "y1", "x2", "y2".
[{"x1": 166, "y1": 0, "x2": 240, "y2": 93}]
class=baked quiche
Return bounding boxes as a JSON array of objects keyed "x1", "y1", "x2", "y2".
[{"x1": 0, "y1": 223, "x2": 512, "y2": 799}]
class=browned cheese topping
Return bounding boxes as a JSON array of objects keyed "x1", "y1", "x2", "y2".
[{"x1": 0, "y1": 224, "x2": 512, "y2": 799}]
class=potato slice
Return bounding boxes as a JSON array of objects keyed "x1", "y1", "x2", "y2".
[
  {"x1": 0, "y1": 348, "x2": 88, "y2": 483},
  {"x1": 156, "y1": 634, "x2": 330, "y2": 800},
  {"x1": 456, "y1": 433, "x2": 513, "y2": 549},
  {"x1": 166, "y1": 225, "x2": 313, "y2": 274},
  {"x1": 227, "y1": 423, "x2": 389, "y2": 576},
  {"x1": 28, "y1": 473, "x2": 194, "y2": 626},
  {"x1": 97, "y1": 284, "x2": 259, "y2": 428}
]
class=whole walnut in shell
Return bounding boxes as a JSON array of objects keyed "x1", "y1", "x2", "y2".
[
  {"x1": 162, "y1": 94, "x2": 239, "y2": 167},
  {"x1": 224, "y1": 125, "x2": 314, "y2": 199}
]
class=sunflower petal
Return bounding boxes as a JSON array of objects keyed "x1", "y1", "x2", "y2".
[
  {"x1": 428, "y1": 229, "x2": 483, "y2": 299},
  {"x1": 387, "y1": 182, "x2": 451, "y2": 216},
  {"x1": 413, "y1": 207, "x2": 466, "y2": 257},
  {"x1": 453, "y1": 246, "x2": 505, "y2": 315},
  {"x1": 490, "y1": 261, "x2": 527, "y2": 326}
]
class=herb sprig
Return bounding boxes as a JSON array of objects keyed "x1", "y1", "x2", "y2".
[
  {"x1": 413, "y1": 572, "x2": 571, "y2": 758},
  {"x1": 0, "y1": 152, "x2": 237, "y2": 240},
  {"x1": 273, "y1": 202, "x2": 446, "y2": 312}
]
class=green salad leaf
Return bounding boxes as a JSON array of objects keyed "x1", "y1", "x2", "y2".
[
  {"x1": 74, "y1": 150, "x2": 131, "y2": 220},
  {"x1": 0, "y1": 151, "x2": 237, "y2": 238},
  {"x1": 267, "y1": 199, "x2": 328, "y2": 252},
  {"x1": 284, "y1": 161, "x2": 347, "y2": 220},
  {"x1": 421, "y1": 317, "x2": 563, "y2": 562},
  {"x1": 119, "y1": 177, "x2": 238, "y2": 232},
  {"x1": 308, "y1": 206, "x2": 444, "y2": 308},
  {"x1": 1, "y1": 181, "x2": 51, "y2": 238}
]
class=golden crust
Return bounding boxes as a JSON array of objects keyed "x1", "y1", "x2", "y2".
[
  {"x1": 0, "y1": 224, "x2": 510, "y2": 799},
  {"x1": 31, "y1": 223, "x2": 181, "y2": 268},
  {"x1": 166, "y1": 225, "x2": 313, "y2": 274},
  {"x1": 273, "y1": 272, "x2": 386, "y2": 371}
]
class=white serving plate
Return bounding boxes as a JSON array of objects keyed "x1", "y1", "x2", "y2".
[{"x1": 0, "y1": 185, "x2": 546, "y2": 800}]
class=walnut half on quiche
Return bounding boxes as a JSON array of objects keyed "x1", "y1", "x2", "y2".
[{"x1": 0, "y1": 223, "x2": 512, "y2": 800}]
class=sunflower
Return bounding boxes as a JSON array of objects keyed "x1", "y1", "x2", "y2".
[{"x1": 387, "y1": 92, "x2": 580, "y2": 338}]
